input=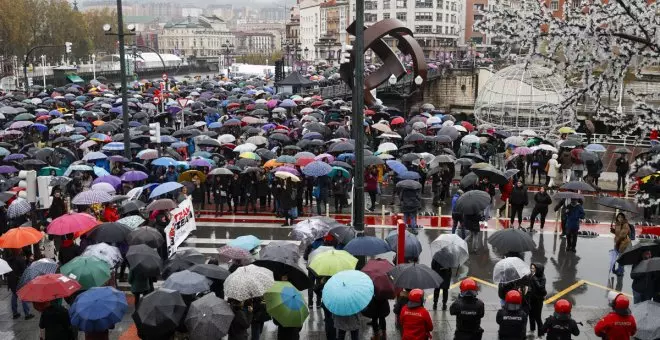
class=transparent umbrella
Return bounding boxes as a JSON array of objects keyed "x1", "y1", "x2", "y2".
[
  {"x1": 493, "y1": 257, "x2": 530, "y2": 284},
  {"x1": 430, "y1": 234, "x2": 469, "y2": 268}
]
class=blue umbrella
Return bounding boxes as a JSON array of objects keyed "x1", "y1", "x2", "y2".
[
  {"x1": 152, "y1": 157, "x2": 178, "y2": 167},
  {"x1": 279, "y1": 99, "x2": 296, "y2": 108},
  {"x1": 301, "y1": 161, "x2": 332, "y2": 177},
  {"x1": 102, "y1": 142, "x2": 125, "y2": 151},
  {"x1": 171, "y1": 141, "x2": 188, "y2": 148},
  {"x1": 93, "y1": 166, "x2": 110, "y2": 177},
  {"x1": 32, "y1": 123, "x2": 48, "y2": 132},
  {"x1": 129, "y1": 121, "x2": 142, "y2": 127},
  {"x1": 322, "y1": 270, "x2": 374, "y2": 316},
  {"x1": 303, "y1": 132, "x2": 322, "y2": 140},
  {"x1": 386, "y1": 160, "x2": 407, "y2": 175},
  {"x1": 228, "y1": 235, "x2": 261, "y2": 251},
  {"x1": 69, "y1": 287, "x2": 128, "y2": 332},
  {"x1": 336, "y1": 153, "x2": 355, "y2": 162},
  {"x1": 343, "y1": 236, "x2": 392, "y2": 256},
  {"x1": 399, "y1": 170, "x2": 421, "y2": 180},
  {"x1": 208, "y1": 122, "x2": 223, "y2": 129},
  {"x1": 150, "y1": 182, "x2": 184, "y2": 198},
  {"x1": 385, "y1": 230, "x2": 423, "y2": 259},
  {"x1": 585, "y1": 143, "x2": 607, "y2": 153},
  {"x1": 160, "y1": 135, "x2": 177, "y2": 143}
]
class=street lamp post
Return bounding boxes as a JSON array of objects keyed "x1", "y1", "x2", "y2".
[
  {"x1": 221, "y1": 40, "x2": 234, "y2": 76},
  {"x1": 40, "y1": 55, "x2": 46, "y2": 87},
  {"x1": 103, "y1": 18, "x2": 136, "y2": 158},
  {"x1": 388, "y1": 74, "x2": 424, "y2": 116},
  {"x1": 352, "y1": 0, "x2": 365, "y2": 234},
  {"x1": 91, "y1": 54, "x2": 96, "y2": 80}
]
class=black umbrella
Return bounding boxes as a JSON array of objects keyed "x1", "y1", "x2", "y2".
[
  {"x1": 454, "y1": 190, "x2": 490, "y2": 215},
  {"x1": 133, "y1": 288, "x2": 186, "y2": 338},
  {"x1": 329, "y1": 141, "x2": 354, "y2": 153},
  {"x1": 126, "y1": 244, "x2": 162, "y2": 277},
  {"x1": 396, "y1": 180, "x2": 422, "y2": 190},
  {"x1": 87, "y1": 222, "x2": 132, "y2": 243},
  {"x1": 460, "y1": 172, "x2": 479, "y2": 189},
  {"x1": 363, "y1": 155, "x2": 384, "y2": 166},
  {"x1": 388, "y1": 263, "x2": 443, "y2": 289},
  {"x1": 560, "y1": 181, "x2": 595, "y2": 192},
  {"x1": 614, "y1": 147, "x2": 631, "y2": 154},
  {"x1": 473, "y1": 167, "x2": 507, "y2": 185},
  {"x1": 121, "y1": 200, "x2": 146, "y2": 214},
  {"x1": 253, "y1": 242, "x2": 310, "y2": 290},
  {"x1": 404, "y1": 132, "x2": 425, "y2": 143},
  {"x1": 597, "y1": 197, "x2": 639, "y2": 213},
  {"x1": 487, "y1": 228, "x2": 536, "y2": 253},
  {"x1": 631, "y1": 258, "x2": 660, "y2": 275},
  {"x1": 328, "y1": 226, "x2": 356, "y2": 245},
  {"x1": 126, "y1": 227, "x2": 165, "y2": 248},
  {"x1": 189, "y1": 264, "x2": 230, "y2": 281},
  {"x1": 617, "y1": 241, "x2": 660, "y2": 265},
  {"x1": 162, "y1": 249, "x2": 206, "y2": 279},
  {"x1": 463, "y1": 153, "x2": 485, "y2": 162},
  {"x1": 400, "y1": 153, "x2": 420, "y2": 162},
  {"x1": 553, "y1": 192, "x2": 584, "y2": 200}
]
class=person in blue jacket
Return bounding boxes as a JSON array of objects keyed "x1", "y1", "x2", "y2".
[
  {"x1": 564, "y1": 199, "x2": 585, "y2": 253},
  {"x1": 451, "y1": 190, "x2": 463, "y2": 236}
]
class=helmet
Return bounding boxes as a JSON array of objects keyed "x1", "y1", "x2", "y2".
[
  {"x1": 407, "y1": 289, "x2": 424, "y2": 308},
  {"x1": 505, "y1": 290, "x2": 523, "y2": 305},
  {"x1": 554, "y1": 299, "x2": 572, "y2": 314},
  {"x1": 460, "y1": 278, "x2": 478, "y2": 294},
  {"x1": 613, "y1": 294, "x2": 630, "y2": 311}
]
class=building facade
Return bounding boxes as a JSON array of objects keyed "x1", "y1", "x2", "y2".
[
  {"x1": 159, "y1": 15, "x2": 234, "y2": 59},
  {"x1": 299, "y1": 0, "x2": 322, "y2": 62},
  {"x1": 234, "y1": 32, "x2": 276, "y2": 54},
  {"x1": 316, "y1": 0, "x2": 349, "y2": 64}
]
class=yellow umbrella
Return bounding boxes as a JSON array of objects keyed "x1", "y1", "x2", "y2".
[
  {"x1": 557, "y1": 127, "x2": 575, "y2": 134},
  {"x1": 640, "y1": 173, "x2": 660, "y2": 183},
  {"x1": 178, "y1": 170, "x2": 207, "y2": 183},
  {"x1": 239, "y1": 152, "x2": 261, "y2": 160}
]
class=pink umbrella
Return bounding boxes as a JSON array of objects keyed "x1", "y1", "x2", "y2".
[
  {"x1": 47, "y1": 212, "x2": 99, "y2": 235},
  {"x1": 266, "y1": 99, "x2": 279, "y2": 109},
  {"x1": 315, "y1": 153, "x2": 335, "y2": 163},
  {"x1": 513, "y1": 146, "x2": 533, "y2": 156},
  {"x1": 273, "y1": 166, "x2": 300, "y2": 176}
]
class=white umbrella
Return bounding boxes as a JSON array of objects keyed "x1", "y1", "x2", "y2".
[
  {"x1": 82, "y1": 243, "x2": 123, "y2": 267},
  {"x1": 453, "y1": 125, "x2": 468, "y2": 133},
  {"x1": 233, "y1": 143, "x2": 257, "y2": 153},
  {"x1": 223, "y1": 265, "x2": 274, "y2": 302},
  {"x1": 538, "y1": 144, "x2": 558, "y2": 153},
  {"x1": 377, "y1": 142, "x2": 398, "y2": 153},
  {"x1": 520, "y1": 129, "x2": 538, "y2": 137},
  {"x1": 91, "y1": 182, "x2": 116, "y2": 194},
  {"x1": 631, "y1": 300, "x2": 660, "y2": 340},
  {"x1": 493, "y1": 257, "x2": 531, "y2": 283},
  {"x1": 0, "y1": 258, "x2": 12, "y2": 275},
  {"x1": 218, "y1": 134, "x2": 236, "y2": 144},
  {"x1": 461, "y1": 135, "x2": 480, "y2": 144}
]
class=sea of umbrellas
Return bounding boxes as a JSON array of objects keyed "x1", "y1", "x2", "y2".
[{"x1": 0, "y1": 75, "x2": 659, "y2": 338}]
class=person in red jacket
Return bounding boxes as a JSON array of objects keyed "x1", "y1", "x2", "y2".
[
  {"x1": 399, "y1": 288, "x2": 433, "y2": 340},
  {"x1": 102, "y1": 203, "x2": 119, "y2": 222},
  {"x1": 594, "y1": 293, "x2": 637, "y2": 339},
  {"x1": 498, "y1": 179, "x2": 514, "y2": 216}
]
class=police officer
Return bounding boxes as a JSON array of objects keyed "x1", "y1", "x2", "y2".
[
  {"x1": 449, "y1": 278, "x2": 485, "y2": 340},
  {"x1": 496, "y1": 290, "x2": 528, "y2": 339},
  {"x1": 540, "y1": 299, "x2": 580, "y2": 339},
  {"x1": 594, "y1": 293, "x2": 637, "y2": 339}
]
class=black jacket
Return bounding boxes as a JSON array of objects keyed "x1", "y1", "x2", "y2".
[
  {"x1": 449, "y1": 296, "x2": 485, "y2": 337},
  {"x1": 540, "y1": 313, "x2": 580, "y2": 340},
  {"x1": 431, "y1": 261, "x2": 451, "y2": 290},
  {"x1": 462, "y1": 213, "x2": 482, "y2": 233},
  {"x1": 615, "y1": 158, "x2": 630, "y2": 175},
  {"x1": 227, "y1": 305, "x2": 252, "y2": 340},
  {"x1": 509, "y1": 185, "x2": 528, "y2": 206},
  {"x1": 527, "y1": 264, "x2": 547, "y2": 301},
  {"x1": 6, "y1": 252, "x2": 27, "y2": 292},
  {"x1": 533, "y1": 191, "x2": 552, "y2": 209},
  {"x1": 39, "y1": 304, "x2": 75, "y2": 340},
  {"x1": 362, "y1": 297, "x2": 390, "y2": 319},
  {"x1": 496, "y1": 307, "x2": 528, "y2": 339}
]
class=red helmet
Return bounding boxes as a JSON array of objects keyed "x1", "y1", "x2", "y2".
[
  {"x1": 505, "y1": 290, "x2": 523, "y2": 305},
  {"x1": 460, "y1": 279, "x2": 478, "y2": 293},
  {"x1": 408, "y1": 289, "x2": 424, "y2": 303},
  {"x1": 554, "y1": 299, "x2": 572, "y2": 314},
  {"x1": 613, "y1": 294, "x2": 630, "y2": 310}
]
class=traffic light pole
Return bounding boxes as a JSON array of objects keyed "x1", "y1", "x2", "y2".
[
  {"x1": 115, "y1": 0, "x2": 131, "y2": 158},
  {"x1": 22, "y1": 45, "x2": 63, "y2": 93},
  {"x1": 352, "y1": 0, "x2": 365, "y2": 233}
]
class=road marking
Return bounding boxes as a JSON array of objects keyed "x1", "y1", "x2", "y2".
[
  {"x1": 469, "y1": 276, "x2": 498, "y2": 289},
  {"x1": 582, "y1": 280, "x2": 632, "y2": 298},
  {"x1": 544, "y1": 280, "x2": 586, "y2": 304}
]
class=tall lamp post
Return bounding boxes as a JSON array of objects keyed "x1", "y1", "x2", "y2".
[
  {"x1": 388, "y1": 74, "x2": 423, "y2": 116},
  {"x1": 40, "y1": 55, "x2": 46, "y2": 87},
  {"x1": 351, "y1": 0, "x2": 365, "y2": 234},
  {"x1": 103, "y1": 21, "x2": 136, "y2": 158},
  {"x1": 221, "y1": 40, "x2": 234, "y2": 76},
  {"x1": 91, "y1": 54, "x2": 96, "y2": 80}
]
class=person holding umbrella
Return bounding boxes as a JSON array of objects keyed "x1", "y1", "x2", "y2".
[
  {"x1": 315, "y1": 175, "x2": 331, "y2": 216},
  {"x1": 545, "y1": 154, "x2": 560, "y2": 188},
  {"x1": 250, "y1": 295, "x2": 270, "y2": 340},
  {"x1": 564, "y1": 199, "x2": 585, "y2": 252},
  {"x1": 365, "y1": 166, "x2": 379, "y2": 212},
  {"x1": 432, "y1": 259, "x2": 452, "y2": 311},
  {"x1": 227, "y1": 298, "x2": 252, "y2": 340},
  {"x1": 509, "y1": 179, "x2": 528, "y2": 229},
  {"x1": 611, "y1": 213, "x2": 632, "y2": 276},
  {"x1": 39, "y1": 299, "x2": 75, "y2": 340},
  {"x1": 449, "y1": 278, "x2": 485, "y2": 339},
  {"x1": 451, "y1": 190, "x2": 463, "y2": 235},
  {"x1": 6, "y1": 249, "x2": 34, "y2": 320},
  {"x1": 399, "y1": 181, "x2": 422, "y2": 229},
  {"x1": 529, "y1": 186, "x2": 552, "y2": 231},
  {"x1": 631, "y1": 250, "x2": 657, "y2": 303}
]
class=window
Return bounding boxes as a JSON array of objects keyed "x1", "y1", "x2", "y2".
[
  {"x1": 446, "y1": 14, "x2": 449, "y2": 22},
  {"x1": 383, "y1": 13, "x2": 391, "y2": 19},
  {"x1": 383, "y1": 0, "x2": 391, "y2": 9},
  {"x1": 396, "y1": 12, "x2": 407, "y2": 20},
  {"x1": 436, "y1": 13, "x2": 443, "y2": 22},
  {"x1": 451, "y1": 2, "x2": 456, "y2": 11},
  {"x1": 396, "y1": 0, "x2": 407, "y2": 8},
  {"x1": 451, "y1": 14, "x2": 456, "y2": 23},
  {"x1": 415, "y1": 0, "x2": 432, "y2": 8},
  {"x1": 436, "y1": 25, "x2": 443, "y2": 33},
  {"x1": 365, "y1": 1, "x2": 378, "y2": 10},
  {"x1": 365, "y1": 13, "x2": 378, "y2": 22},
  {"x1": 415, "y1": 12, "x2": 433, "y2": 21},
  {"x1": 550, "y1": 0, "x2": 559, "y2": 10},
  {"x1": 451, "y1": 26, "x2": 455, "y2": 34},
  {"x1": 437, "y1": 0, "x2": 443, "y2": 8},
  {"x1": 473, "y1": 4, "x2": 484, "y2": 11},
  {"x1": 415, "y1": 25, "x2": 432, "y2": 33}
]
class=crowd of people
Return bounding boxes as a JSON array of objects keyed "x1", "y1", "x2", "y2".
[{"x1": 0, "y1": 73, "x2": 658, "y2": 340}]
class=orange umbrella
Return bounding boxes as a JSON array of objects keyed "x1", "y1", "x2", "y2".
[
  {"x1": 0, "y1": 227, "x2": 43, "y2": 248},
  {"x1": 92, "y1": 120, "x2": 105, "y2": 126},
  {"x1": 263, "y1": 159, "x2": 284, "y2": 169}
]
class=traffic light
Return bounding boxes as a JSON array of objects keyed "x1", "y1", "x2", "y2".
[
  {"x1": 65, "y1": 42, "x2": 72, "y2": 53},
  {"x1": 340, "y1": 44, "x2": 353, "y2": 65}
]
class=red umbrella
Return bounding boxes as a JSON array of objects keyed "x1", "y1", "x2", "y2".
[
  {"x1": 460, "y1": 121, "x2": 475, "y2": 132},
  {"x1": 18, "y1": 274, "x2": 81, "y2": 302},
  {"x1": 570, "y1": 148, "x2": 584, "y2": 164},
  {"x1": 391, "y1": 117, "x2": 405, "y2": 125},
  {"x1": 311, "y1": 101, "x2": 324, "y2": 107},
  {"x1": 226, "y1": 103, "x2": 241, "y2": 110},
  {"x1": 245, "y1": 104, "x2": 256, "y2": 111},
  {"x1": 364, "y1": 109, "x2": 375, "y2": 116},
  {"x1": 295, "y1": 158, "x2": 314, "y2": 167},
  {"x1": 0, "y1": 227, "x2": 43, "y2": 249},
  {"x1": 361, "y1": 259, "x2": 396, "y2": 299},
  {"x1": 47, "y1": 212, "x2": 99, "y2": 236}
]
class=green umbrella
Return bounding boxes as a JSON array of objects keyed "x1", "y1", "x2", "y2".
[
  {"x1": 264, "y1": 281, "x2": 309, "y2": 327},
  {"x1": 13, "y1": 113, "x2": 36, "y2": 121},
  {"x1": 308, "y1": 250, "x2": 357, "y2": 276},
  {"x1": 60, "y1": 256, "x2": 111, "y2": 289},
  {"x1": 38, "y1": 166, "x2": 63, "y2": 176}
]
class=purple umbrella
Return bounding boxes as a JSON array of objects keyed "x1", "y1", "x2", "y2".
[
  {"x1": 108, "y1": 155, "x2": 130, "y2": 163},
  {"x1": 121, "y1": 170, "x2": 148, "y2": 182},
  {"x1": 273, "y1": 166, "x2": 300, "y2": 176},
  {"x1": 5, "y1": 153, "x2": 26, "y2": 161},
  {"x1": 0, "y1": 165, "x2": 18, "y2": 174},
  {"x1": 167, "y1": 106, "x2": 181, "y2": 114},
  {"x1": 266, "y1": 99, "x2": 279, "y2": 109},
  {"x1": 109, "y1": 106, "x2": 123, "y2": 114},
  {"x1": 279, "y1": 99, "x2": 296, "y2": 108},
  {"x1": 93, "y1": 175, "x2": 122, "y2": 189},
  {"x1": 189, "y1": 158, "x2": 211, "y2": 168},
  {"x1": 262, "y1": 123, "x2": 276, "y2": 131},
  {"x1": 9, "y1": 121, "x2": 33, "y2": 129}
]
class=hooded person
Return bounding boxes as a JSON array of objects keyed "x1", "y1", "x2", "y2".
[
  {"x1": 545, "y1": 153, "x2": 561, "y2": 187},
  {"x1": 399, "y1": 289, "x2": 433, "y2": 340},
  {"x1": 540, "y1": 299, "x2": 580, "y2": 340},
  {"x1": 496, "y1": 290, "x2": 528, "y2": 340},
  {"x1": 594, "y1": 293, "x2": 637, "y2": 339},
  {"x1": 526, "y1": 263, "x2": 547, "y2": 337}
]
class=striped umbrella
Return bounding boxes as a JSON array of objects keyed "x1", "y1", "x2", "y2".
[
  {"x1": 72, "y1": 190, "x2": 113, "y2": 205},
  {"x1": 18, "y1": 258, "x2": 58, "y2": 289},
  {"x1": 8, "y1": 198, "x2": 31, "y2": 218}
]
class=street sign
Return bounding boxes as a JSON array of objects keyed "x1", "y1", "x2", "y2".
[
  {"x1": 162, "y1": 73, "x2": 168, "y2": 81},
  {"x1": 153, "y1": 97, "x2": 160, "y2": 104},
  {"x1": 177, "y1": 98, "x2": 189, "y2": 108}
]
